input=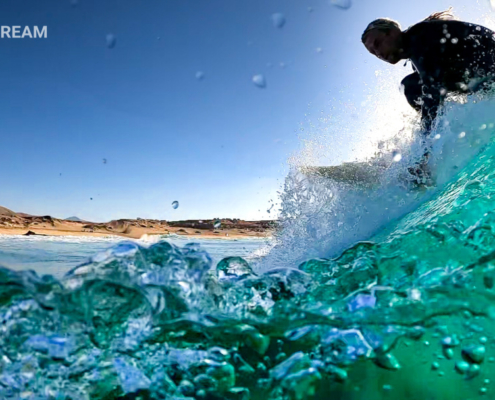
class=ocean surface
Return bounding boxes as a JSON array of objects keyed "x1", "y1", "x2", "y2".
[
  {"x1": 0, "y1": 235, "x2": 270, "y2": 278},
  {"x1": 4, "y1": 92, "x2": 495, "y2": 399}
]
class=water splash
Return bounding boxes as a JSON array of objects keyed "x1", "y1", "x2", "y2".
[
  {"x1": 106, "y1": 33, "x2": 117, "y2": 49},
  {"x1": 172, "y1": 201, "x2": 179, "y2": 209},
  {"x1": 271, "y1": 13, "x2": 286, "y2": 29},
  {"x1": 329, "y1": 0, "x2": 352, "y2": 10},
  {"x1": 252, "y1": 74, "x2": 267, "y2": 88}
]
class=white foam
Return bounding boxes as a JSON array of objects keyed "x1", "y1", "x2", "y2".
[{"x1": 262, "y1": 91, "x2": 495, "y2": 269}]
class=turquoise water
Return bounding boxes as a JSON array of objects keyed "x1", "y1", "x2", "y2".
[{"x1": 3, "y1": 94, "x2": 495, "y2": 399}]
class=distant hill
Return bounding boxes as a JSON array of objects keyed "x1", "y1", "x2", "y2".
[
  {"x1": 0, "y1": 206, "x2": 16, "y2": 216},
  {"x1": 65, "y1": 216, "x2": 83, "y2": 222}
]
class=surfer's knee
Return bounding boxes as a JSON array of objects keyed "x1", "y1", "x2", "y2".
[{"x1": 401, "y1": 73, "x2": 423, "y2": 112}]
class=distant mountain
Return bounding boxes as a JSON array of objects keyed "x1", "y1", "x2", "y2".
[
  {"x1": 0, "y1": 206, "x2": 16, "y2": 216},
  {"x1": 65, "y1": 216, "x2": 83, "y2": 222}
]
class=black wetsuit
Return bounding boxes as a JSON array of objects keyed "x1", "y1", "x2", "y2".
[{"x1": 401, "y1": 20, "x2": 495, "y2": 131}]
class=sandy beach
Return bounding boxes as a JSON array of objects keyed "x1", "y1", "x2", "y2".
[{"x1": 0, "y1": 206, "x2": 274, "y2": 240}]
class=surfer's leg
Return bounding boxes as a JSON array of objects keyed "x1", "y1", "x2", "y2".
[{"x1": 401, "y1": 73, "x2": 423, "y2": 112}]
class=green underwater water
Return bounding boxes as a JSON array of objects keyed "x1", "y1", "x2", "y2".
[{"x1": 3, "y1": 134, "x2": 495, "y2": 399}]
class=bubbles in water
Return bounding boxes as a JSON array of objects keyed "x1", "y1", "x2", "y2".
[
  {"x1": 106, "y1": 33, "x2": 117, "y2": 49},
  {"x1": 440, "y1": 38, "x2": 447, "y2": 44},
  {"x1": 459, "y1": 131, "x2": 466, "y2": 138},
  {"x1": 90, "y1": 197, "x2": 93, "y2": 200},
  {"x1": 451, "y1": 38, "x2": 459, "y2": 44},
  {"x1": 329, "y1": 0, "x2": 351, "y2": 10},
  {"x1": 434, "y1": 134, "x2": 441, "y2": 140},
  {"x1": 455, "y1": 360, "x2": 470, "y2": 375},
  {"x1": 392, "y1": 151, "x2": 402, "y2": 162},
  {"x1": 195, "y1": 71, "x2": 205, "y2": 81},
  {"x1": 214, "y1": 220, "x2": 221, "y2": 229},
  {"x1": 271, "y1": 13, "x2": 286, "y2": 29},
  {"x1": 462, "y1": 344, "x2": 486, "y2": 364},
  {"x1": 102, "y1": 158, "x2": 107, "y2": 164},
  {"x1": 172, "y1": 201, "x2": 179, "y2": 210},
  {"x1": 252, "y1": 74, "x2": 267, "y2": 88}
]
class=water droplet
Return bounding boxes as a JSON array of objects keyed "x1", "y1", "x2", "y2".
[
  {"x1": 455, "y1": 360, "x2": 470, "y2": 374},
  {"x1": 441, "y1": 335, "x2": 460, "y2": 347},
  {"x1": 252, "y1": 74, "x2": 267, "y2": 88},
  {"x1": 195, "y1": 71, "x2": 205, "y2": 81},
  {"x1": 480, "y1": 387, "x2": 488, "y2": 395},
  {"x1": 440, "y1": 38, "x2": 447, "y2": 44},
  {"x1": 459, "y1": 131, "x2": 466, "y2": 138},
  {"x1": 434, "y1": 134, "x2": 441, "y2": 140},
  {"x1": 480, "y1": 124, "x2": 487, "y2": 130},
  {"x1": 431, "y1": 361, "x2": 440, "y2": 370},
  {"x1": 329, "y1": 0, "x2": 352, "y2": 9},
  {"x1": 106, "y1": 33, "x2": 117, "y2": 49},
  {"x1": 382, "y1": 384, "x2": 392, "y2": 391},
  {"x1": 271, "y1": 13, "x2": 286, "y2": 28},
  {"x1": 172, "y1": 201, "x2": 179, "y2": 210},
  {"x1": 374, "y1": 353, "x2": 401, "y2": 370},
  {"x1": 392, "y1": 151, "x2": 402, "y2": 162},
  {"x1": 462, "y1": 344, "x2": 485, "y2": 364},
  {"x1": 214, "y1": 220, "x2": 221, "y2": 229},
  {"x1": 315, "y1": 47, "x2": 323, "y2": 54},
  {"x1": 452, "y1": 38, "x2": 459, "y2": 44},
  {"x1": 443, "y1": 347, "x2": 454, "y2": 359},
  {"x1": 485, "y1": 378, "x2": 491, "y2": 384},
  {"x1": 103, "y1": 158, "x2": 107, "y2": 164},
  {"x1": 480, "y1": 337, "x2": 488, "y2": 344},
  {"x1": 90, "y1": 197, "x2": 93, "y2": 200},
  {"x1": 216, "y1": 257, "x2": 254, "y2": 281}
]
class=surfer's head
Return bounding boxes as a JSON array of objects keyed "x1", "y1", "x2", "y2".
[{"x1": 362, "y1": 18, "x2": 404, "y2": 64}]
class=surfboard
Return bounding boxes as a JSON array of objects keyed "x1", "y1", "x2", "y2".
[
  {"x1": 299, "y1": 160, "x2": 432, "y2": 188},
  {"x1": 299, "y1": 161, "x2": 389, "y2": 187}
]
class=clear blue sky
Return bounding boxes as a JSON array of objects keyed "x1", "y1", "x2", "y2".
[{"x1": 0, "y1": 0, "x2": 492, "y2": 221}]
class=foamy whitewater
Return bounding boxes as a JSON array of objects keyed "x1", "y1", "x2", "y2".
[{"x1": 3, "y1": 90, "x2": 495, "y2": 399}]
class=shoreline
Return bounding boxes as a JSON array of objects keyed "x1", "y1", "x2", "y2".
[
  {"x1": 0, "y1": 226, "x2": 273, "y2": 241},
  {"x1": 0, "y1": 206, "x2": 275, "y2": 240}
]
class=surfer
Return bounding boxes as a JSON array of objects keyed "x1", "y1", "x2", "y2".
[
  {"x1": 362, "y1": 8, "x2": 495, "y2": 131},
  {"x1": 362, "y1": 9, "x2": 495, "y2": 183}
]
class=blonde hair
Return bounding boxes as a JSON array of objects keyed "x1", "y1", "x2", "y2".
[
  {"x1": 423, "y1": 7, "x2": 456, "y2": 22},
  {"x1": 362, "y1": 7, "x2": 456, "y2": 43}
]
